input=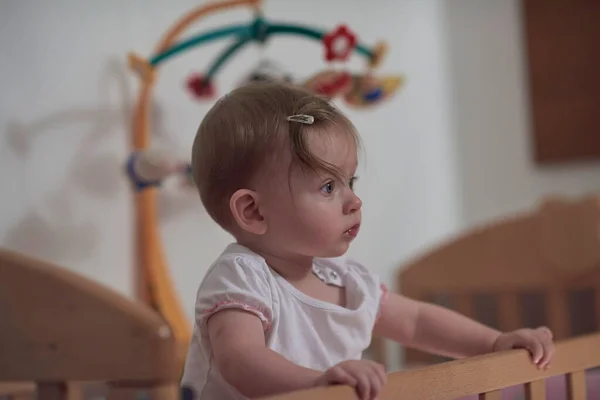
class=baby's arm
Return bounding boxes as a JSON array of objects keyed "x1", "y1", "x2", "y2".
[
  {"x1": 374, "y1": 293, "x2": 554, "y2": 367},
  {"x1": 374, "y1": 293, "x2": 500, "y2": 359},
  {"x1": 209, "y1": 309, "x2": 387, "y2": 400},
  {"x1": 208, "y1": 309, "x2": 320, "y2": 398}
]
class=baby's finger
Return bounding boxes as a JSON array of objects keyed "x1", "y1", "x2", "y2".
[
  {"x1": 537, "y1": 326, "x2": 553, "y2": 340},
  {"x1": 367, "y1": 369, "x2": 384, "y2": 400},
  {"x1": 526, "y1": 335, "x2": 544, "y2": 365},
  {"x1": 368, "y1": 362, "x2": 387, "y2": 390},
  {"x1": 368, "y1": 377, "x2": 381, "y2": 400},
  {"x1": 355, "y1": 373, "x2": 372, "y2": 400},
  {"x1": 378, "y1": 364, "x2": 388, "y2": 388},
  {"x1": 539, "y1": 335, "x2": 556, "y2": 369}
]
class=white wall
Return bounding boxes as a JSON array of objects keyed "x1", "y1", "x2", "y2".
[
  {"x1": 440, "y1": 0, "x2": 600, "y2": 226},
  {"x1": 0, "y1": 0, "x2": 461, "y2": 312},
  {"x1": 1, "y1": 0, "x2": 599, "y2": 366}
]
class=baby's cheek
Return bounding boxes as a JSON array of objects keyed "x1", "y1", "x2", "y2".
[
  {"x1": 292, "y1": 197, "x2": 342, "y2": 234},
  {"x1": 306, "y1": 214, "x2": 341, "y2": 239}
]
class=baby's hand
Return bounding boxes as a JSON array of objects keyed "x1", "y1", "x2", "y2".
[
  {"x1": 493, "y1": 326, "x2": 555, "y2": 369},
  {"x1": 315, "y1": 360, "x2": 387, "y2": 400}
]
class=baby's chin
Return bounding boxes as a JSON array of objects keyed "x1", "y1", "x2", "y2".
[{"x1": 311, "y1": 242, "x2": 352, "y2": 259}]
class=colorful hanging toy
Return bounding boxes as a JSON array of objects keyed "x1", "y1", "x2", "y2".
[
  {"x1": 126, "y1": 0, "x2": 404, "y2": 192},
  {"x1": 124, "y1": 0, "x2": 404, "y2": 373}
]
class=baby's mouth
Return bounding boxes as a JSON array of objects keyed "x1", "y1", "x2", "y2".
[{"x1": 344, "y1": 224, "x2": 360, "y2": 238}]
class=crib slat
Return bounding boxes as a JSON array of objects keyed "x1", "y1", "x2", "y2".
[
  {"x1": 547, "y1": 288, "x2": 569, "y2": 339},
  {"x1": 595, "y1": 289, "x2": 600, "y2": 333},
  {"x1": 525, "y1": 379, "x2": 546, "y2": 400},
  {"x1": 478, "y1": 390, "x2": 501, "y2": 400},
  {"x1": 8, "y1": 393, "x2": 32, "y2": 400},
  {"x1": 0, "y1": 383, "x2": 35, "y2": 400},
  {"x1": 37, "y1": 383, "x2": 66, "y2": 400},
  {"x1": 454, "y1": 293, "x2": 474, "y2": 318},
  {"x1": 107, "y1": 384, "x2": 179, "y2": 400},
  {"x1": 498, "y1": 292, "x2": 521, "y2": 331},
  {"x1": 567, "y1": 371, "x2": 586, "y2": 400}
]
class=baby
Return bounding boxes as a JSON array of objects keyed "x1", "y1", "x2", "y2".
[{"x1": 180, "y1": 82, "x2": 555, "y2": 400}]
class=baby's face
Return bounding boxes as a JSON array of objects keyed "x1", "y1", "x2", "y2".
[{"x1": 258, "y1": 128, "x2": 362, "y2": 259}]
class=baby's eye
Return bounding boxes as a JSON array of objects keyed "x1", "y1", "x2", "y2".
[
  {"x1": 349, "y1": 176, "x2": 358, "y2": 191},
  {"x1": 321, "y1": 181, "x2": 335, "y2": 195}
]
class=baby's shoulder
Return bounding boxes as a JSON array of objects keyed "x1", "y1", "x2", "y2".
[
  {"x1": 194, "y1": 243, "x2": 274, "y2": 332},
  {"x1": 199, "y1": 243, "x2": 272, "y2": 292}
]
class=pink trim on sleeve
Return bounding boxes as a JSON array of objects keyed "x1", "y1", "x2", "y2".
[
  {"x1": 375, "y1": 283, "x2": 389, "y2": 322},
  {"x1": 203, "y1": 300, "x2": 271, "y2": 331}
]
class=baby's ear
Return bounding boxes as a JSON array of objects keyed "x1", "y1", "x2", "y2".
[{"x1": 229, "y1": 189, "x2": 267, "y2": 235}]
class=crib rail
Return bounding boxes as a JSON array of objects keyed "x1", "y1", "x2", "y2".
[
  {"x1": 0, "y1": 248, "x2": 180, "y2": 400},
  {"x1": 394, "y1": 193, "x2": 600, "y2": 367},
  {"x1": 0, "y1": 248, "x2": 179, "y2": 381},
  {"x1": 261, "y1": 332, "x2": 600, "y2": 400}
]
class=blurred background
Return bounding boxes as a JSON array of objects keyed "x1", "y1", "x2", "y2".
[{"x1": 1, "y1": 0, "x2": 599, "y2": 373}]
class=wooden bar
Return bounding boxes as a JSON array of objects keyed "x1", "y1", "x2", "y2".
[
  {"x1": 454, "y1": 293, "x2": 474, "y2": 318},
  {"x1": 0, "y1": 249, "x2": 179, "y2": 382},
  {"x1": 497, "y1": 292, "x2": 521, "y2": 331},
  {"x1": 8, "y1": 393, "x2": 33, "y2": 400},
  {"x1": 262, "y1": 333, "x2": 600, "y2": 400},
  {"x1": 107, "y1": 384, "x2": 179, "y2": 400},
  {"x1": 525, "y1": 379, "x2": 546, "y2": 400},
  {"x1": 479, "y1": 390, "x2": 501, "y2": 400},
  {"x1": 546, "y1": 288, "x2": 569, "y2": 339},
  {"x1": 595, "y1": 289, "x2": 600, "y2": 332},
  {"x1": 107, "y1": 387, "x2": 138, "y2": 400},
  {"x1": 567, "y1": 371, "x2": 586, "y2": 400},
  {"x1": 0, "y1": 383, "x2": 35, "y2": 400},
  {"x1": 64, "y1": 383, "x2": 82, "y2": 400},
  {"x1": 37, "y1": 383, "x2": 66, "y2": 400}
]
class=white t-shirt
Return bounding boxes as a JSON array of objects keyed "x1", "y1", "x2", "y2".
[{"x1": 181, "y1": 243, "x2": 386, "y2": 400}]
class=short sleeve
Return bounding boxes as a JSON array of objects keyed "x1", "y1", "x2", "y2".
[{"x1": 195, "y1": 254, "x2": 273, "y2": 332}]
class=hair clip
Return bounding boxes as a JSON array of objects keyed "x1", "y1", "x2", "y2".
[{"x1": 286, "y1": 114, "x2": 314, "y2": 125}]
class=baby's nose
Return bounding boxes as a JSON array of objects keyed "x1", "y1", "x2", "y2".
[{"x1": 344, "y1": 193, "x2": 362, "y2": 214}]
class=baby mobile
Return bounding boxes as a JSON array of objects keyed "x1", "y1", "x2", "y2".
[{"x1": 124, "y1": 0, "x2": 404, "y2": 368}]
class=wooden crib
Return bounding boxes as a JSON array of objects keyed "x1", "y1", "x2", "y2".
[
  {"x1": 1, "y1": 192, "x2": 599, "y2": 400},
  {"x1": 263, "y1": 333, "x2": 600, "y2": 399},
  {"x1": 380, "y1": 193, "x2": 600, "y2": 368},
  {"x1": 0, "y1": 249, "x2": 181, "y2": 400}
]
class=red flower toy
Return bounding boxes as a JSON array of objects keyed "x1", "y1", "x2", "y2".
[
  {"x1": 322, "y1": 25, "x2": 357, "y2": 62},
  {"x1": 186, "y1": 73, "x2": 216, "y2": 100}
]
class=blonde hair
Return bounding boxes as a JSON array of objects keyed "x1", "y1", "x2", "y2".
[{"x1": 191, "y1": 82, "x2": 360, "y2": 229}]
